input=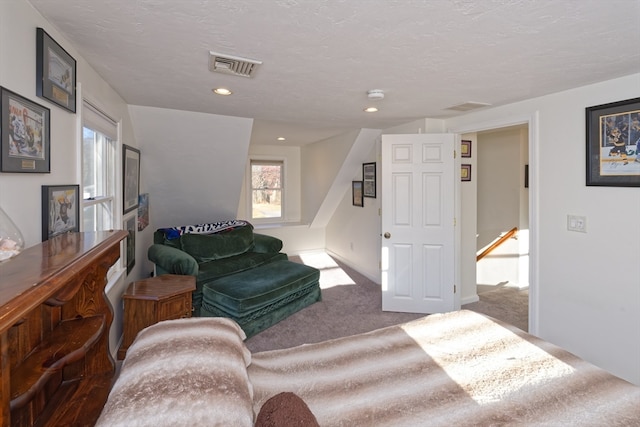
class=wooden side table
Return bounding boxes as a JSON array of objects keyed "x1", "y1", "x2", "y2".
[{"x1": 117, "y1": 274, "x2": 196, "y2": 360}]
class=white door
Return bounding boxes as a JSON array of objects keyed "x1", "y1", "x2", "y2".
[{"x1": 381, "y1": 133, "x2": 460, "y2": 313}]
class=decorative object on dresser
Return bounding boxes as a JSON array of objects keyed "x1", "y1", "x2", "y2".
[
  {"x1": 118, "y1": 274, "x2": 196, "y2": 360},
  {"x1": 0, "y1": 206, "x2": 24, "y2": 261},
  {"x1": 0, "y1": 230, "x2": 127, "y2": 427}
]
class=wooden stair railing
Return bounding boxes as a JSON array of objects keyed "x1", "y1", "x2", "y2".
[{"x1": 476, "y1": 227, "x2": 518, "y2": 261}]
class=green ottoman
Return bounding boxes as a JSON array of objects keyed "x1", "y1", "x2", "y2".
[{"x1": 200, "y1": 260, "x2": 321, "y2": 338}]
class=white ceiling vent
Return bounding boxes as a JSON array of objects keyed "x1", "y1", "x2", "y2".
[
  {"x1": 445, "y1": 101, "x2": 491, "y2": 112},
  {"x1": 208, "y1": 51, "x2": 262, "y2": 78}
]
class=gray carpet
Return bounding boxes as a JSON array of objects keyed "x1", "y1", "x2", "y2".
[{"x1": 245, "y1": 253, "x2": 528, "y2": 353}]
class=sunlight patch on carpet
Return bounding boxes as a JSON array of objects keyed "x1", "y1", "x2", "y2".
[{"x1": 298, "y1": 252, "x2": 356, "y2": 288}]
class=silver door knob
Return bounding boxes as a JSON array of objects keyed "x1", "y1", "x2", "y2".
[{"x1": 384, "y1": 232, "x2": 391, "y2": 239}]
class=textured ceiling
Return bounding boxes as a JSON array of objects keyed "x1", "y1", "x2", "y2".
[{"x1": 26, "y1": 0, "x2": 640, "y2": 145}]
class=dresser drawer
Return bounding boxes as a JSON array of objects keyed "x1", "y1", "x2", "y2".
[{"x1": 159, "y1": 293, "x2": 192, "y2": 320}]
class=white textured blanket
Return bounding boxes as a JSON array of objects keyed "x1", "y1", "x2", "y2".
[
  {"x1": 98, "y1": 311, "x2": 640, "y2": 426},
  {"x1": 248, "y1": 310, "x2": 640, "y2": 426}
]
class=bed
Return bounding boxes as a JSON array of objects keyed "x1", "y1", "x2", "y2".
[{"x1": 97, "y1": 310, "x2": 640, "y2": 426}]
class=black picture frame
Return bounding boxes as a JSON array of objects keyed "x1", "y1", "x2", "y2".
[
  {"x1": 352, "y1": 181, "x2": 364, "y2": 207},
  {"x1": 41, "y1": 184, "x2": 79, "y2": 241},
  {"x1": 123, "y1": 144, "x2": 140, "y2": 214},
  {"x1": 461, "y1": 140, "x2": 472, "y2": 158},
  {"x1": 1, "y1": 87, "x2": 51, "y2": 173},
  {"x1": 461, "y1": 164, "x2": 471, "y2": 182},
  {"x1": 362, "y1": 162, "x2": 376, "y2": 198},
  {"x1": 36, "y1": 28, "x2": 77, "y2": 113},
  {"x1": 586, "y1": 97, "x2": 640, "y2": 187},
  {"x1": 123, "y1": 213, "x2": 136, "y2": 275}
]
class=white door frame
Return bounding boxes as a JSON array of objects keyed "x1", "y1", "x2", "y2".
[{"x1": 449, "y1": 112, "x2": 539, "y2": 336}]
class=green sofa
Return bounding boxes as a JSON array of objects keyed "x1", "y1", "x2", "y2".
[{"x1": 147, "y1": 221, "x2": 321, "y2": 337}]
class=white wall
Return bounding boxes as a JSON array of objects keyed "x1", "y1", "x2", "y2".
[
  {"x1": 325, "y1": 143, "x2": 381, "y2": 282},
  {"x1": 446, "y1": 73, "x2": 640, "y2": 385},
  {"x1": 383, "y1": 118, "x2": 446, "y2": 135},
  {"x1": 301, "y1": 130, "x2": 360, "y2": 224},
  {"x1": 0, "y1": 0, "x2": 142, "y2": 357},
  {"x1": 129, "y1": 105, "x2": 253, "y2": 231},
  {"x1": 254, "y1": 224, "x2": 325, "y2": 256}
]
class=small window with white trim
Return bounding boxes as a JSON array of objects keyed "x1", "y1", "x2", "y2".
[{"x1": 250, "y1": 160, "x2": 284, "y2": 221}]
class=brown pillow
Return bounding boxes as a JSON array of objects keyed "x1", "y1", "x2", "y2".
[{"x1": 255, "y1": 392, "x2": 319, "y2": 427}]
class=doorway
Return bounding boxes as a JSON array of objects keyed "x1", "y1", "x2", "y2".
[
  {"x1": 475, "y1": 125, "x2": 529, "y2": 291},
  {"x1": 451, "y1": 113, "x2": 538, "y2": 335},
  {"x1": 471, "y1": 125, "x2": 529, "y2": 331}
]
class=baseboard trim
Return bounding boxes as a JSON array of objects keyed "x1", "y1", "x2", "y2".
[
  {"x1": 324, "y1": 250, "x2": 381, "y2": 284},
  {"x1": 462, "y1": 295, "x2": 480, "y2": 305}
]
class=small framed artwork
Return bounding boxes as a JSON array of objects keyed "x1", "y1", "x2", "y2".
[
  {"x1": 123, "y1": 144, "x2": 141, "y2": 214},
  {"x1": 586, "y1": 97, "x2": 640, "y2": 187},
  {"x1": 36, "y1": 28, "x2": 77, "y2": 113},
  {"x1": 461, "y1": 140, "x2": 472, "y2": 158},
  {"x1": 137, "y1": 193, "x2": 149, "y2": 231},
  {"x1": 352, "y1": 181, "x2": 364, "y2": 207},
  {"x1": 363, "y1": 162, "x2": 376, "y2": 198},
  {"x1": 41, "y1": 184, "x2": 79, "y2": 241},
  {"x1": 1, "y1": 87, "x2": 51, "y2": 173},
  {"x1": 461, "y1": 164, "x2": 471, "y2": 182},
  {"x1": 123, "y1": 213, "x2": 136, "y2": 275}
]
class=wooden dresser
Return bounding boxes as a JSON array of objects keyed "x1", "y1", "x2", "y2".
[
  {"x1": 0, "y1": 230, "x2": 127, "y2": 427},
  {"x1": 117, "y1": 274, "x2": 195, "y2": 360}
]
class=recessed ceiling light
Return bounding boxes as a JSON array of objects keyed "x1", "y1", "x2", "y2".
[
  {"x1": 364, "y1": 107, "x2": 378, "y2": 113},
  {"x1": 277, "y1": 137, "x2": 286, "y2": 141},
  {"x1": 213, "y1": 87, "x2": 232, "y2": 95}
]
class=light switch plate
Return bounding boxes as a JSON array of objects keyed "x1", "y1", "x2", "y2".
[{"x1": 567, "y1": 215, "x2": 586, "y2": 233}]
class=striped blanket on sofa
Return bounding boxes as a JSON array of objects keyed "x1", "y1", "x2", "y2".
[{"x1": 98, "y1": 311, "x2": 640, "y2": 426}]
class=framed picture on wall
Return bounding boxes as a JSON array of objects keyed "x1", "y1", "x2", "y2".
[
  {"x1": 138, "y1": 193, "x2": 149, "y2": 231},
  {"x1": 352, "y1": 181, "x2": 364, "y2": 207},
  {"x1": 461, "y1": 140, "x2": 472, "y2": 158},
  {"x1": 461, "y1": 164, "x2": 471, "y2": 182},
  {"x1": 41, "y1": 184, "x2": 79, "y2": 241},
  {"x1": 586, "y1": 97, "x2": 640, "y2": 187},
  {"x1": 1, "y1": 87, "x2": 51, "y2": 173},
  {"x1": 36, "y1": 28, "x2": 77, "y2": 113},
  {"x1": 123, "y1": 213, "x2": 136, "y2": 275},
  {"x1": 123, "y1": 144, "x2": 140, "y2": 213},
  {"x1": 362, "y1": 162, "x2": 376, "y2": 198}
]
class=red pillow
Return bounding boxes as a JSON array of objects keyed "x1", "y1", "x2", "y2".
[{"x1": 255, "y1": 392, "x2": 319, "y2": 427}]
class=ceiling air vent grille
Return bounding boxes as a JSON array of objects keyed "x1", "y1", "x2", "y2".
[
  {"x1": 208, "y1": 51, "x2": 262, "y2": 78},
  {"x1": 445, "y1": 101, "x2": 491, "y2": 112}
]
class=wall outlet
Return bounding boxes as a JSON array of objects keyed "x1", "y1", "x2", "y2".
[{"x1": 567, "y1": 215, "x2": 587, "y2": 233}]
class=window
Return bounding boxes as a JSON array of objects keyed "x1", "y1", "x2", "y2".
[
  {"x1": 81, "y1": 101, "x2": 117, "y2": 233},
  {"x1": 250, "y1": 160, "x2": 283, "y2": 220}
]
